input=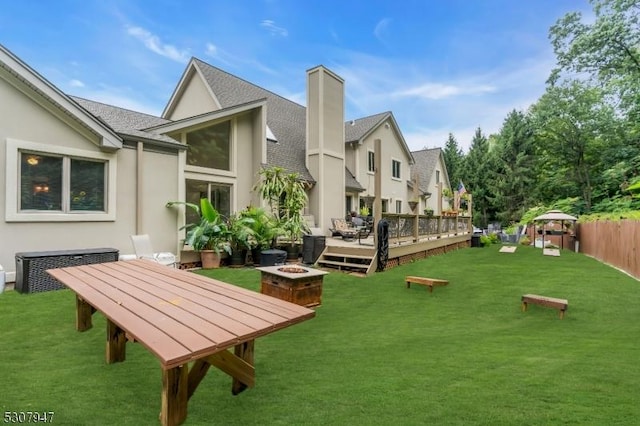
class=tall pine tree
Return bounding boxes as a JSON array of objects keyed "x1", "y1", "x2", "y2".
[
  {"x1": 492, "y1": 110, "x2": 537, "y2": 223},
  {"x1": 443, "y1": 133, "x2": 463, "y2": 189},
  {"x1": 462, "y1": 128, "x2": 495, "y2": 227}
]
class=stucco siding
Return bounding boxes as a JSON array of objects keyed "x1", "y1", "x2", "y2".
[
  {"x1": 0, "y1": 77, "x2": 181, "y2": 278},
  {"x1": 138, "y1": 149, "x2": 180, "y2": 256},
  {"x1": 306, "y1": 70, "x2": 320, "y2": 151},
  {"x1": 167, "y1": 71, "x2": 218, "y2": 120},
  {"x1": 357, "y1": 124, "x2": 413, "y2": 213},
  {"x1": 322, "y1": 73, "x2": 344, "y2": 153},
  {"x1": 0, "y1": 77, "x2": 101, "y2": 150},
  {"x1": 234, "y1": 112, "x2": 260, "y2": 210}
]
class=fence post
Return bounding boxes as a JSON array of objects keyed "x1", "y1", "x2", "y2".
[{"x1": 414, "y1": 213, "x2": 419, "y2": 242}]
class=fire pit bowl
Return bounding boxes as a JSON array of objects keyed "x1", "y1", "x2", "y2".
[{"x1": 277, "y1": 266, "x2": 308, "y2": 274}]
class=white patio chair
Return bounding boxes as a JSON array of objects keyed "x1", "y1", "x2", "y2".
[{"x1": 130, "y1": 234, "x2": 177, "y2": 267}]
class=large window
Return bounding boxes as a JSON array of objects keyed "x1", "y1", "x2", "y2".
[
  {"x1": 185, "y1": 179, "x2": 231, "y2": 225},
  {"x1": 368, "y1": 151, "x2": 375, "y2": 173},
  {"x1": 186, "y1": 121, "x2": 231, "y2": 171},
  {"x1": 19, "y1": 152, "x2": 106, "y2": 212},
  {"x1": 392, "y1": 159, "x2": 401, "y2": 179}
]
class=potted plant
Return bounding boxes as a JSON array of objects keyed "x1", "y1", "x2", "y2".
[
  {"x1": 166, "y1": 198, "x2": 230, "y2": 269},
  {"x1": 360, "y1": 206, "x2": 370, "y2": 217},
  {"x1": 423, "y1": 208, "x2": 434, "y2": 218},
  {"x1": 241, "y1": 206, "x2": 278, "y2": 265},
  {"x1": 227, "y1": 212, "x2": 255, "y2": 267},
  {"x1": 254, "y1": 167, "x2": 309, "y2": 262}
]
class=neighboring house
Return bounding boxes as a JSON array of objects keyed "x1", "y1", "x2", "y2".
[
  {"x1": 0, "y1": 43, "x2": 453, "y2": 281},
  {"x1": 410, "y1": 148, "x2": 452, "y2": 214},
  {"x1": 344, "y1": 111, "x2": 416, "y2": 215}
]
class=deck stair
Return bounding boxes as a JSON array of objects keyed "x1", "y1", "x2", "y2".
[{"x1": 316, "y1": 245, "x2": 377, "y2": 275}]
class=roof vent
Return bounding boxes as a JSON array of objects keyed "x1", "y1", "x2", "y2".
[{"x1": 350, "y1": 120, "x2": 355, "y2": 126}]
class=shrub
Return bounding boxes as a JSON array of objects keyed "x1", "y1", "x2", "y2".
[
  {"x1": 488, "y1": 233, "x2": 500, "y2": 244},
  {"x1": 480, "y1": 235, "x2": 492, "y2": 247},
  {"x1": 519, "y1": 235, "x2": 530, "y2": 246}
]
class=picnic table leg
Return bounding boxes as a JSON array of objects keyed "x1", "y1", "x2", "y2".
[
  {"x1": 521, "y1": 301, "x2": 528, "y2": 312},
  {"x1": 106, "y1": 319, "x2": 126, "y2": 363},
  {"x1": 186, "y1": 359, "x2": 211, "y2": 400},
  {"x1": 161, "y1": 365, "x2": 188, "y2": 426},
  {"x1": 76, "y1": 295, "x2": 95, "y2": 331},
  {"x1": 232, "y1": 340, "x2": 255, "y2": 395}
]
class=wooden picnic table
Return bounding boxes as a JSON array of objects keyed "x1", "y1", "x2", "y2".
[{"x1": 47, "y1": 259, "x2": 315, "y2": 425}]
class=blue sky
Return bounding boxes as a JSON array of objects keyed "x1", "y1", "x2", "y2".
[{"x1": 1, "y1": 0, "x2": 591, "y2": 152}]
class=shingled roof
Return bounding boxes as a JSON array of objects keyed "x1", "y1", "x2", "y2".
[
  {"x1": 345, "y1": 167, "x2": 365, "y2": 192},
  {"x1": 191, "y1": 59, "x2": 314, "y2": 182},
  {"x1": 71, "y1": 97, "x2": 183, "y2": 149},
  {"x1": 345, "y1": 111, "x2": 391, "y2": 143},
  {"x1": 410, "y1": 148, "x2": 446, "y2": 195}
]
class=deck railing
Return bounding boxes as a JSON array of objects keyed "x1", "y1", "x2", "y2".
[{"x1": 381, "y1": 213, "x2": 472, "y2": 243}]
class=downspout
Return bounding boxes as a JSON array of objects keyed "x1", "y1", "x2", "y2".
[{"x1": 136, "y1": 141, "x2": 144, "y2": 234}]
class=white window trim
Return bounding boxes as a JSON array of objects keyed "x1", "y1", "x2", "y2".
[
  {"x1": 5, "y1": 138, "x2": 117, "y2": 222},
  {"x1": 391, "y1": 157, "x2": 402, "y2": 181},
  {"x1": 367, "y1": 150, "x2": 375, "y2": 174}
]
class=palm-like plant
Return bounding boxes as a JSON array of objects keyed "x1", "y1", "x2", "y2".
[
  {"x1": 227, "y1": 212, "x2": 255, "y2": 254},
  {"x1": 240, "y1": 206, "x2": 279, "y2": 250},
  {"x1": 166, "y1": 198, "x2": 231, "y2": 255}
]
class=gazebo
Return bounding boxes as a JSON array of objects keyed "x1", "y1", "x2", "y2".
[{"x1": 532, "y1": 210, "x2": 578, "y2": 250}]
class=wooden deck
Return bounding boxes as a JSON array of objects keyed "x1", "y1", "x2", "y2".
[{"x1": 48, "y1": 260, "x2": 315, "y2": 425}]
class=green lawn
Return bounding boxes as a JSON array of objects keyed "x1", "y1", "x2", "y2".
[{"x1": 1, "y1": 245, "x2": 639, "y2": 425}]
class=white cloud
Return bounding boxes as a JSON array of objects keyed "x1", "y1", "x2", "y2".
[
  {"x1": 69, "y1": 79, "x2": 85, "y2": 88},
  {"x1": 394, "y1": 83, "x2": 496, "y2": 100},
  {"x1": 374, "y1": 18, "x2": 392, "y2": 43},
  {"x1": 260, "y1": 20, "x2": 288, "y2": 37},
  {"x1": 126, "y1": 26, "x2": 189, "y2": 63},
  {"x1": 205, "y1": 42, "x2": 217, "y2": 56}
]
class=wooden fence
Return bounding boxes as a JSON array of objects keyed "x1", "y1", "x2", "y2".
[{"x1": 577, "y1": 220, "x2": 640, "y2": 280}]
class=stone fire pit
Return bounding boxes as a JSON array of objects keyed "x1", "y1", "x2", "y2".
[{"x1": 256, "y1": 265, "x2": 328, "y2": 308}]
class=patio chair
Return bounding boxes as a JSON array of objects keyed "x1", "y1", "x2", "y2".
[
  {"x1": 130, "y1": 234, "x2": 177, "y2": 267},
  {"x1": 330, "y1": 218, "x2": 358, "y2": 240}
]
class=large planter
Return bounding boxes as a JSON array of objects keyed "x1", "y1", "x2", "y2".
[
  {"x1": 229, "y1": 249, "x2": 247, "y2": 268},
  {"x1": 285, "y1": 244, "x2": 300, "y2": 262},
  {"x1": 200, "y1": 250, "x2": 222, "y2": 269},
  {"x1": 251, "y1": 247, "x2": 263, "y2": 266}
]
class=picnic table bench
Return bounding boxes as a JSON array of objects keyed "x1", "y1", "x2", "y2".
[
  {"x1": 405, "y1": 276, "x2": 449, "y2": 294},
  {"x1": 47, "y1": 259, "x2": 315, "y2": 425},
  {"x1": 521, "y1": 294, "x2": 568, "y2": 319}
]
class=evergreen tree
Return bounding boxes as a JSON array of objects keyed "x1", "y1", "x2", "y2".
[
  {"x1": 442, "y1": 133, "x2": 463, "y2": 189},
  {"x1": 492, "y1": 110, "x2": 537, "y2": 223},
  {"x1": 462, "y1": 128, "x2": 495, "y2": 227}
]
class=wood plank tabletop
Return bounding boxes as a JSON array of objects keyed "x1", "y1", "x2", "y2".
[{"x1": 47, "y1": 260, "x2": 316, "y2": 369}]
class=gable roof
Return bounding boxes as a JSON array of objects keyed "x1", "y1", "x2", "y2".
[
  {"x1": 410, "y1": 148, "x2": 450, "y2": 195},
  {"x1": 345, "y1": 111, "x2": 391, "y2": 143},
  {"x1": 71, "y1": 97, "x2": 183, "y2": 149},
  {"x1": 0, "y1": 44, "x2": 122, "y2": 151},
  {"x1": 345, "y1": 111, "x2": 414, "y2": 164},
  {"x1": 174, "y1": 58, "x2": 314, "y2": 182}
]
